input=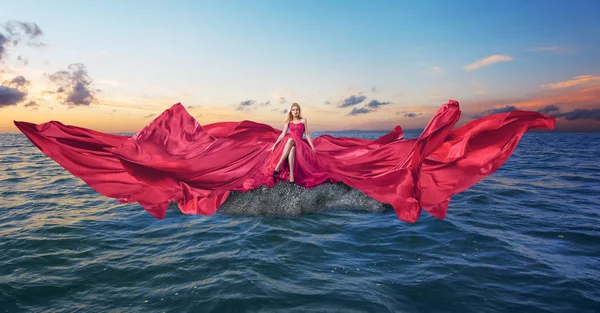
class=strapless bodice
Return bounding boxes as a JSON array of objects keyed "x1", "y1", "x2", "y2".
[{"x1": 288, "y1": 122, "x2": 305, "y2": 139}]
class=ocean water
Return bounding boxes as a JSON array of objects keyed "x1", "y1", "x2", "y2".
[{"x1": 1, "y1": 130, "x2": 599, "y2": 313}]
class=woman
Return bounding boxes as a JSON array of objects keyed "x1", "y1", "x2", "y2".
[
  {"x1": 268, "y1": 103, "x2": 316, "y2": 183},
  {"x1": 13, "y1": 99, "x2": 556, "y2": 223}
]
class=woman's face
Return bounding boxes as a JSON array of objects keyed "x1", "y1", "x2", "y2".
[{"x1": 291, "y1": 106, "x2": 300, "y2": 117}]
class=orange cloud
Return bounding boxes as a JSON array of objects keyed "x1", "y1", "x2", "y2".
[
  {"x1": 4, "y1": 77, "x2": 599, "y2": 134},
  {"x1": 467, "y1": 83, "x2": 600, "y2": 112},
  {"x1": 464, "y1": 54, "x2": 513, "y2": 71},
  {"x1": 541, "y1": 75, "x2": 600, "y2": 90},
  {"x1": 464, "y1": 82, "x2": 600, "y2": 131}
]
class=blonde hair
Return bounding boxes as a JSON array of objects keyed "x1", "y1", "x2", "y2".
[{"x1": 285, "y1": 102, "x2": 303, "y2": 122}]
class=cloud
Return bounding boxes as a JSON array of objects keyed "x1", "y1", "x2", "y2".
[
  {"x1": 432, "y1": 66, "x2": 442, "y2": 75},
  {"x1": 464, "y1": 81, "x2": 600, "y2": 125},
  {"x1": 280, "y1": 97, "x2": 287, "y2": 104},
  {"x1": 541, "y1": 75, "x2": 600, "y2": 90},
  {"x1": 23, "y1": 100, "x2": 38, "y2": 108},
  {"x1": 347, "y1": 107, "x2": 373, "y2": 116},
  {"x1": 537, "y1": 104, "x2": 561, "y2": 115},
  {"x1": 527, "y1": 46, "x2": 566, "y2": 53},
  {"x1": 344, "y1": 98, "x2": 391, "y2": 116},
  {"x1": 17, "y1": 55, "x2": 29, "y2": 66},
  {"x1": 0, "y1": 86, "x2": 27, "y2": 108},
  {"x1": 0, "y1": 33, "x2": 8, "y2": 60},
  {"x1": 538, "y1": 104, "x2": 600, "y2": 121},
  {"x1": 324, "y1": 100, "x2": 331, "y2": 105},
  {"x1": 355, "y1": 82, "x2": 600, "y2": 132},
  {"x1": 338, "y1": 94, "x2": 367, "y2": 108},
  {"x1": 371, "y1": 86, "x2": 378, "y2": 92},
  {"x1": 366, "y1": 100, "x2": 390, "y2": 109},
  {"x1": 529, "y1": 46, "x2": 559, "y2": 51},
  {"x1": 143, "y1": 114, "x2": 156, "y2": 119},
  {"x1": 3, "y1": 75, "x2": 30, "y2": 88},
  {"x1": 468, "y1": 81, "x2": 600, "y2": 113},
  {"x1": 472, "y1": 105, "x2": 517, "y2": 118},
  {"x1": 559, "y1": 108, "x2": 600, "y2": 121},
  {"x1": 260, "y1": 100, "x2": 270, "y2": 106},
  {"x1": 271, "y1": 108, "x2": 288, "y2": 114},
  {"x1": 48, "y1": 63, "x2": 97, "y2": 106},
  {"x1": 0, "y1": 21, "x2": 45, "y2": 60},
  {"x1": 396, "y1": 112, "x2": 422, "y2": 118},
  {"x1": 23, "y1": 100, "x2": 38, "y2": 110},
  {"x1": 0, "y1": 74, "x2": 30, "y2": 108},
  {"x1": 3, "y1": 21, "x2": 43, "y2": 43},
  {"x1": 464, "y1": 54, "x2": 513, "y2": 71},
  {"x1": 236, "y1": 99, "x2": 256, "y2": 111},
  {"x1": 67, "y1": 82, "x2": 94, "y2": 105}
]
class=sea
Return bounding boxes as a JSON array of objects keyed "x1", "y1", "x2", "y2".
[{"x1": 1, "y1": 130, "x2": 599, "y2": 313}]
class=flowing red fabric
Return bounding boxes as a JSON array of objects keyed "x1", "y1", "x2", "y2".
[{"x1": 13, "y1": 100, "x2": 555, "y2": 223}]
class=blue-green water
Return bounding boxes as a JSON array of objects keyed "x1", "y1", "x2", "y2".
[{"x1": 1, "y1": 131, "x2": 599, "y2": 312}]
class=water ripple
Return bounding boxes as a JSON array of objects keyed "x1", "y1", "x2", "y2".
[{"x1": 0, "y1": 132, "x2": 599, "y2": 312}]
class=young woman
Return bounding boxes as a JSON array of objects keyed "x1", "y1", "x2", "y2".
[
  {"x1": 268, "y1": 103, "x2": 316, "y2": 183},
  {"x1": 13, "y1": 99, "x2": 556, "y2": 222}
]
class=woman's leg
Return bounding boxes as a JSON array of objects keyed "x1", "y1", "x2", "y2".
[
  {"x1": 274, "y1": 138, "x2": 295, "y2": 172},
  {"x1": 288, "y1": 146, "x2": 296, "y2": 182}
]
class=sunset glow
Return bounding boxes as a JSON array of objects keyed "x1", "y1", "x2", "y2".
[{"x1": 1, "y1": 0, "x2": 599, "y2": 133}]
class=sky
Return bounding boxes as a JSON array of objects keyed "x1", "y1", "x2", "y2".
[{"x1": 1, "y1": 0, "x2": 599, "y2": 133}]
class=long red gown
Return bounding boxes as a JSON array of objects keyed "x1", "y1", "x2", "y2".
[{"x1": 13, "y1": 100, "x2": 555, "y2": 223}]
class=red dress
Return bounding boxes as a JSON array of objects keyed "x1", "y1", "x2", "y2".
[
  {"x1": 13, "y1": 100, "x2": 555, "y2": 223},
  {"x1": 267, "y1": 121, "x2": 330, "y2": 188}
]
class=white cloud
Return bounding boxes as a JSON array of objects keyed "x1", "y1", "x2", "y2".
[{"x1": 464, "y1": 54, "x2": 513, "y2": 71}]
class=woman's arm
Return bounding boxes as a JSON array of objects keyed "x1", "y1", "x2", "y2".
[
  {"x1": 269, "y1": 123, "x2": 289, "y2": 150},
  {"x1": 304, "y1": 118, "x2": 316, "y2": 153}
]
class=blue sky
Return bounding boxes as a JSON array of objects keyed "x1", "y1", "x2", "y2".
[{"x1": 1, "y1": 0, "x2": 599, "y2": 132}]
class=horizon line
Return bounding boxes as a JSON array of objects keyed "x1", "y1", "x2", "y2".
[{"x1": 0, "y1": 129, "x2": 591, "y2": 136}]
